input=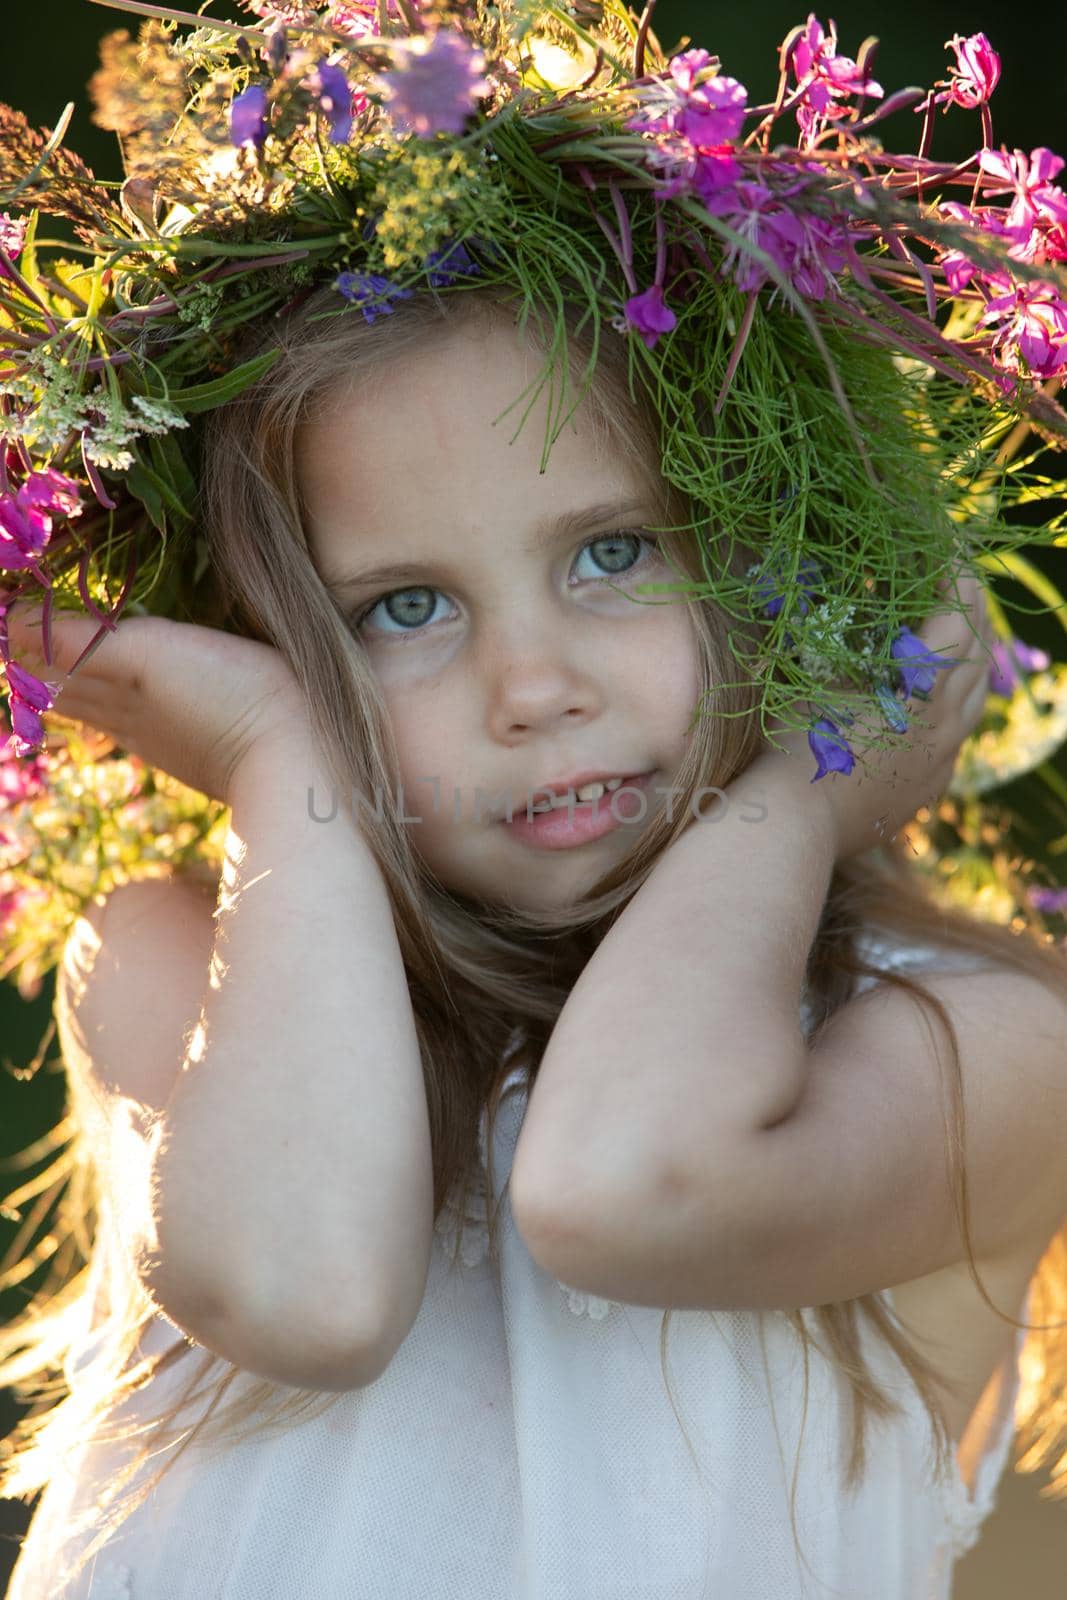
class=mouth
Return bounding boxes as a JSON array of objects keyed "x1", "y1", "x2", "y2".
[{"x1": 497, "y1": 771, "x2": 658, "y2": 851}]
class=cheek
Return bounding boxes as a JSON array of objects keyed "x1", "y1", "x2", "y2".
[{"x1": 384, "y1": 692, "x2": 460, "y2": 816}]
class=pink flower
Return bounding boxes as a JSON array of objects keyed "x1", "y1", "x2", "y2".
[
  {"x1": 674, "y1": 72, "x2": 748, "y2": 149},
  {"x1": 936, "y1": 200, "x2": 1017, "y2": 294},
  {"x1": 935, "y1": 32, "x2": 1001, "y2": 110},
  {"x1": 19, "y1": 469, "x2": 82, "y2": 519},
  {"x1": 0, "y1": 470, "x2": 82, "y2": 573},
  {"x1": 789, "y1": 13, "x2": 883, "y2": 130},
  {"x1": 377, "y1": 29, "x2": 489, "y2": 139},
  {"x1": 699, "y1": 178, "x2": 849, "y2": 301},
  {"x1": 623, "y1": 284, "x2": 677, "y2": 350},
  {"x1": 981, "y1": 281, "x2": 1067, "y2": 379},
  {"x1": 978, "y1": 148, "x2": 1067, "y2": 235},
  {"x1": 627, "y1": 55, "x2": 748, "y2": 147},
  {"x1": 324, "y1": 1, "x2": 378, "y2": 37},
  {"x1": 0, "y1": 212, "x2": 27, "y2": 278},
  {"x1": 3, "y1": 659, "x2": 60, "y2": 757}
]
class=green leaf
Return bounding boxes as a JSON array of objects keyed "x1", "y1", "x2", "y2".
[
  {"x1": 122, "y1": 461, "x2": 166, "y2": 531},
  {"x1": 147, "y1": 428, "x2": 197, "y2": 508},
  {"x1": 158, "y1": 349, "x2": 282, "y2": 413},
  {"x1": 123, "y1": 456, "x2": 187, "y2": 523}
]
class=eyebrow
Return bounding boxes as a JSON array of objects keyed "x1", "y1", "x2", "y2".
[{"x1": 322, "y1": 498, "x2": 654, "y2": 595}]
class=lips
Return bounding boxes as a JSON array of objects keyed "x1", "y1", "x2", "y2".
[{"x1": 496, "y1": 770, "x2": 653, "y2": 821}]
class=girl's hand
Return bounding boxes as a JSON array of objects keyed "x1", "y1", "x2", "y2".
[
  {"x1": 3, "y1": 603, "x2": 309, "y2": 806},
  {"x1": 753, "y1": 570, "x2": 995, "y2": 862}
]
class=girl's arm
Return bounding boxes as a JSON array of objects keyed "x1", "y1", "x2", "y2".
[
  {"x1": 509, "y1": 757, "x2": 823, "y2": 1254},
  {"x1": 510, "y1": 580, "x2": 1067, "y2": 1309},
  {"x1": 141, "y1": 736, "x2": 434, "y2": 1386}
]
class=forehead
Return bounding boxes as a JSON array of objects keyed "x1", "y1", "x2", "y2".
[{"x1": 298, "y1": 315, "x2": 656, "y2": 539}]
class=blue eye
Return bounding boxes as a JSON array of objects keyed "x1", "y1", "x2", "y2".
[{"x1": 352, "y1": 531, "x2": 657, "y2": 640}]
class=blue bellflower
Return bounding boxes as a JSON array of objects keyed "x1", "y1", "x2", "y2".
[
  {"x1": 808, "y1": 716, "x2": 856, "y2": 780},
  {"x1": 230, "y1": 85, "x2": 269, "y2": 149},
  {"x1": 335, "y1": 271, "x2": 414, "y2": 323},
  {"x1": 890, "y1": 624, "x2": 956, "y2": 698}
]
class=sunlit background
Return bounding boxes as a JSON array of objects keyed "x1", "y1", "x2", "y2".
[{"x1": 0, "y1": 3, "x2": 1065, "y2": 1595}]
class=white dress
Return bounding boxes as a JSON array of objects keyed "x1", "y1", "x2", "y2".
[{"x1": 5, "y1": 929, "x2": 1029, "y2": 1600}]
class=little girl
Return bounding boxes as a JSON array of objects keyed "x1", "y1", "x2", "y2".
[{"x1": 2, "y1": 5, "x2": 1067, "y2": 1598}]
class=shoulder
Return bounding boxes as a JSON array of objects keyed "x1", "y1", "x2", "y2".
[
  {"x1": 59, "y1": 870, "x2": 218, "y2": 1114},
  {"x1": 843, "y1": 951, "x2": 1067, "y2": 1260}
]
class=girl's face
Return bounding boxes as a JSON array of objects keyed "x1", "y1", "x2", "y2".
[{"x1": 301, "y1": 315, "x2": 703, "y2": 911}]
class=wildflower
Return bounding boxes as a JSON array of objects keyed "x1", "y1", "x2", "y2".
[
  {"x1": 425, "y1": 240, "x2": 481, "y2": 288},
  {"x1": 623, "y1": 284, "x2": 676, "y2": 349},
  {"x1": 335, "y1": 270, "x2": 414, "y2": 322},
  {"x1": 377, "y1": 29, "x2": 489, "y2": 139},
  {"x1": 874, "y1": 680, "x2": 910, "y2": 733},
  {"x1": 1028, "y1": 884, "x2": 1067, "y2": 914},
  {"x1": 624, "y1": 51, "x2": 748, "y2": 200},
  {"x1": 890, "y1": 623, "x2": 956, "y2": 698},
  {"x1": 978, "y1": 148, "x2": 1067, "y2": 236},
  {"x1": 673, "y1": 66, "x2": 748, "y2": 149},
  {"x1": 934, "y1": 32, "x2": 1001, "y2": 111},
  {"x1": 700, "y1": 179, "x2": 848, "y2": 301},
  {"x1": 18, "y1": 469, "x2": 82, "y2": 520},
  {"x1": 808, "y1": 716, "x2": 856, "y2": 779},
  {"x1": 0, "y1": 503, "x2": 50, "y2": 569},
  {"x1": 988, "y1": 636, "x2": 1051, "y2": 696},
  {"x1": 935, "y1": 200, "x2": 1017, "y2": 294},
  {"x1": 751, "y1": 554, "x2": 822, "y2": 619},
  {"x1": 0, "y1": 212, "x2": 27, "y2": 277},
  {"x1": 788, "y1": 13, "x2": 883, "y2": 138},
  {"x1": 981, "y1": 280, "x2": 1067, "y2": 379},
  {"x1": 230, "y1": 85, "x2": 269, "y2": 149},
  {"x1": 3, "y1": 660, "x2": 60, "y2": 757},
  {"x1": 325, "y1": 1, "x2": 378, "y2": 38},
  {"x1": 317, "y1": 60, "x2": 355, "y2": 144}
]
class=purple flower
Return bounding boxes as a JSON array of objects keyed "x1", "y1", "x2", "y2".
[
  {"x1": 0, "y1": 470, "x2": 82, "y2": 572},
  {"x1": 699, "y1": 178, "x2": 848, "y2": 301},
  {"x1": 0, "y1": 212, "x2": 27, "y2": 279},
  {"x1": 623, "y1": 284, "x2": 677, "y2": 350},
  {"x1": 623, "y1": 52, "x2": 747, "y2": 204},
  {"x1": 675, "y1": 72, "x2": 748, "y2": 149},
  {"x1": 1027, "y1": 885, "x2": 1067, "y2": 914},
  {"x1": 230, "y1": 85, "x2": 269, "y2": 149},
  {"x1": 3, "y1": 659, "x2": 58, "y2": 757},
  {"x1": 18, "y1": 469, "x2": 82, "y2": 519},
  {"x1": 936, "y1": 201, "x2": 1017, "y2": 294},
  {"x1": 981, "y1": 280, "x2": 1067, "y2": 379},
  {"x1": 0, "y1": 500, "x2": 49, "y2": 570},
  {"x1": 890, "y1": 624, "x2": 956, "y2": 698},
  {"x1": 988, "y1": 636, "x2": 1051, "y2": 696},
  {"x1": 874, "y1": 681, "x2": 909, "y2": 733},
  {"x1": 935, "y1": 33, "x2": 1001, "y2": 111},
  {"x1": 377, "y1": 29, "x2": 489, "y2": 139},
  {"x1": 789, "y1": 13, "x2": 883, "y2": 136},
  {"x1": 808, "y1": 716, "x2": 855, "y2": 780},
  {"x1": 752, "y1": 554, "x2": 822, "y2": 618},
  {"x1": 978, "y1": 148, "x2": 1067, "y2": 237},
  {"x1": 425, "y1": 240, "x2": 481, "y2": 288},
  {"x1": 335, "y1": 271, "x2": 414, "y2": 322},
  {"x1": 317, "y1": 60, "x2": 355, "y2": 145},
  {"x1": 324, "y1": 1, "x2": 378, "y2": 38}
]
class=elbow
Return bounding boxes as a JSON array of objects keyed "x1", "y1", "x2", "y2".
[{"x1": 138, "y1": 1247, "x2": 414, "y2": 1391}]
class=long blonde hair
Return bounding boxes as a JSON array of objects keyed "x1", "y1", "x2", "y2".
[{"x1": 2, "y1": 281, "x2": 1067, "y2": 1589}]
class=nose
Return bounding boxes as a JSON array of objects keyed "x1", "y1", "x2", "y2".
[{"x1": 482, "y1": 619, "x2": 605, "y2": 739}]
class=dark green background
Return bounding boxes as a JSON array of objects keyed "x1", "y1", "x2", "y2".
[{"x1": 1, "y1": 4, "x2": 1065, "y2": 1593}]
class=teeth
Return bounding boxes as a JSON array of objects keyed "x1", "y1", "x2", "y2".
[{"x1": 535, "y1": 777, "x2": 628, "y2": 812}]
